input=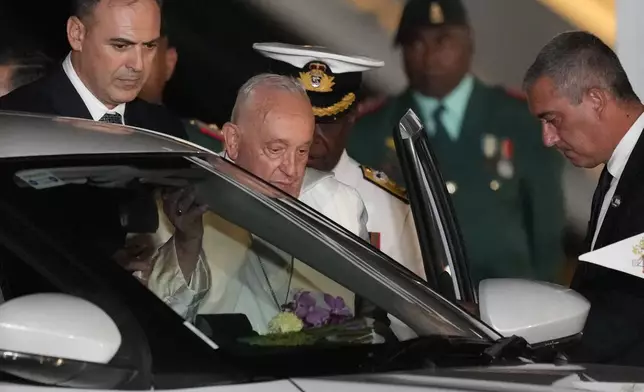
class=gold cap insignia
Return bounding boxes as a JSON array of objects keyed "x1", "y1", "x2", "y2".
[
  {"x1": 430, "y1": 2, "x2": 444, "y2": 24},
  {"x1": 361, "y1": 166, "x2": 408, "y2": 203},
  {"x1": 299, "y1": 62, "x2": 335, "y2": 92},
  {"x1": 312, "y1": 93, "x2": 355, "y2": 118}
]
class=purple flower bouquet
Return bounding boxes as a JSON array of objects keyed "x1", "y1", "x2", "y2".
[{"x1": 239, "y1": 290, "x2": 376, "y2": 347}]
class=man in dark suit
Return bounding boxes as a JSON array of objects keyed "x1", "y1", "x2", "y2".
[
  {"x1": 0, "y1": 0, "x2": 205, "y2": 292},
  {"x1": 0, "y1": 0, "x2": 186, "y2": 140},
  {"x1": 524, "y1": 31, "x2": 644, "y2": 366}
]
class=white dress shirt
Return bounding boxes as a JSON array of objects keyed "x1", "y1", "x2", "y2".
[
  {"x1": 62, "y1": 53, "x2": 125, "y2": 123},
  {"x1": 331, "y1": 151, "x2": 425, "y2": 278},
  {"x1": 592, "y1": 111, "x2": 644, "y2": 250}
]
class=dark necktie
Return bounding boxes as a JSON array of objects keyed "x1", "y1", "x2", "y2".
[
  {"x1": 99, "y1": 112, "x2": 123, "y2": 124},
  {"x1": 432, "y1": 104, "x2": 451, "y2": 145},
  {"x1": 587, "y1": 165, "x2": 613, "y2": 247}
]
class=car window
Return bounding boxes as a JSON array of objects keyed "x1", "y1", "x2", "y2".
[{"x1": 0, "y1": 153, "x2": 494, "y2": 385}]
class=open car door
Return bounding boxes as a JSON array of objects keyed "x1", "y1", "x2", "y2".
[{"x1": 393, "y1": 109, "x2": 476, "y2": 305}]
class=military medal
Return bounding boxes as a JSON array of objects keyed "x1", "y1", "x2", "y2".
[
  {"x1": 496, "y1": 138, "x2": 514, "y2": 179},
  {"x1": 482, "y1": 134, "x2": 497, "y2": 159},
  {"x1": 369, "y1": 232, "x2": 381, "y2": 249}
]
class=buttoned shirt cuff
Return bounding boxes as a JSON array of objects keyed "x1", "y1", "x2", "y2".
[{"x1": 147, "y1": 236, "x2": 211, "y2": 322}]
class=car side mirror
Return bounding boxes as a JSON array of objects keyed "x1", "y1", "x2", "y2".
[
  {"x1": 0, "y1": 293, "x2": 134, "y2": 388},
  {"x1": 0, "y1": 293, "x2": 121, "y2": 362},
  {"x1": 478, "y1": 279, "x2": 590, "y2": 345}
]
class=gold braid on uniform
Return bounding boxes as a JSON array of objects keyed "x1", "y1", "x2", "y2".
[{"x1": 312, "y1": 93, "x2": 356, "y2": 117}]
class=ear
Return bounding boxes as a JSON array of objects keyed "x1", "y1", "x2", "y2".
[
  {"x1": 587, "y1": 88, "x2": 608, "y2": 117},
  {"x1": 67, "y1": 16, "x2": 86, "y2": 52},
  {"x1": 222, "y1": 122, "x2": 241, "y2": 160},
  {"x1": 164, "y1": 47, "x2": 178, "y2": 82}
]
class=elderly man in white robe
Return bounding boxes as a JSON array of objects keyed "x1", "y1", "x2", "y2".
[{"x1": 142, "y1": 74, "x2": 369, "y2": 333}]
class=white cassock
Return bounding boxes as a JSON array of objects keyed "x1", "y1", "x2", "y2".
[
  {"x1": 145, "y1": 167, "x2": 368, "y2": 333},
  {"x1": 141, "y1": 198, "x2": 211, "y2": 322},
  {"x1": 332, "y1": 151, "x2": 425, "y2": 279}
]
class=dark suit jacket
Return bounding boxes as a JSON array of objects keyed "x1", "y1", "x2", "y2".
[
  {"x1": 0, "y1": 65, "x2": 187, "y2": 258},
  {"x1": 0, "y1": 64, "x2": 187, "y2": 140},
  {"x1": 569, "y1": 128, "x2": 644, "y2": 366}
]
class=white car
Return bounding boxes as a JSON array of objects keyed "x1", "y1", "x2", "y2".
[{"x1": 0, "y1": 110, "x2": 641, "y2": 392}]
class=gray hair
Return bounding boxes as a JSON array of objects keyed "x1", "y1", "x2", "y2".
[
  {"x1": 523, "y1": 31, "x2": 639, "y2": 104},
  {"x1": 231, "y1": 73, "x2": 308, "y2": 122}
]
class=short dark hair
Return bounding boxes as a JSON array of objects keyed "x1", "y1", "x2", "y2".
[
  {"x1": 72, "y1": 0, "x2": 163, "y2": 20},
  {"x1": 523, "y1": 31, "x2": 639, "y2": 104},
  {"x1": 0, "y1": 48, "x2": 53, "y2": 91}
]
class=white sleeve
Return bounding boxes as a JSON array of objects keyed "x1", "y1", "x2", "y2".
[
  {"x1": 356, "y1": 193, "x2": 370, "y2": 241},
  {"x1": 146, "y1": 236, "x2": 211, "y2": 322}
]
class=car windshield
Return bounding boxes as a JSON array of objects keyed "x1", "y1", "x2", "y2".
[{"x1": 0, "y1": 150, "x2": 496, "y2": 385}]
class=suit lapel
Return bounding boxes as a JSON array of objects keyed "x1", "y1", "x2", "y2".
[
  {"x1": 594, "y1": 128, "x2": 644, "y2": 249},
  {"x1": 124, "y1": 99, "x2": 145, "y2": 128},
  {"x1": 46, "y1": 65, "x2": 92, "y2": 120}
]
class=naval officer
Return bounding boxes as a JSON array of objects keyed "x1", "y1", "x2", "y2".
[
  {"x1": 347, "y1": 0, "x2": 566, "y2": 285},
  {"x1": 253, "y1": 43, "x2": 425, "y2": 279}
]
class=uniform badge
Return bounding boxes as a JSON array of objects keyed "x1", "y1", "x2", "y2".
[
  {"x1": 481, "y1": 134, "x2": 498, "y2": 159},
  {"x1": 429, "y1": 2, "x2": 444, "y2": 24},
  {"x1": 299, "y1": 62, "x2": 335, "y2": 92},
  {"x1": 496, "y1": 138, "x2": 514, "y2": 179},
  {"x1": 361, "y1": 165, "x2": 408, "y2": 204},
  {"x1": 445, "y1": 181, "x2": 458, "y2": 195}
]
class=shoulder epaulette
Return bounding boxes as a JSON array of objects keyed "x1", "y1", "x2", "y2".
[
  {"x1": 360, "y1": 165, "x2": 408, "y2": 203},
  {"x1": 503, "y1": 87, "x2": 527, "y2": 101},
  {"x1": 189, "y1": 119, "x2": 224, "y2": 141},
  {"x1": 355, "y1": 95, "x2": 388, "y2": 120}
]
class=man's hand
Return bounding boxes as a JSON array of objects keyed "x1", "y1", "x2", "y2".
[
  {"x1": 162, "y1": 186, "x2": 207, "y2": 241},
  {"x1": 113, "y1": 234, "x2": 157, "y2": 283},
  {"x1": 162, "y1": 186, "x2": 208, "y2": 280}
]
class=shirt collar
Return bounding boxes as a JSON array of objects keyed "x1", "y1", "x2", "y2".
[
  {"x1": 412, "y1": 74, "x2": 474, "y2": 141},
  {"x1": 62, "y1": 52, "x2": 126, "y2": 123},
  {"x1": 607, "y1": 111, "x2": 644, "y2": 180},
  {"x1": 332, "y1": 150, "x2": 351, "y2": 173}
]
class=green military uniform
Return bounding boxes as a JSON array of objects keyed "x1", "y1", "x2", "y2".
[
  {"x1": 347, "y1": 76, "x2": 566, "y2": 285},
  {"x1": 182, "y1": 118, "x2": 223, "y2": 152}
]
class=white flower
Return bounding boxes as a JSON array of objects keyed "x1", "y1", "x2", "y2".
[{"x1": 268, "y1": 311, "x2": 304, "y2": 334}]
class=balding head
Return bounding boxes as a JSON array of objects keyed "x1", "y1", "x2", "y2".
[{"x1": 223, "y1": 73, "x2": 314, "y2": 197}]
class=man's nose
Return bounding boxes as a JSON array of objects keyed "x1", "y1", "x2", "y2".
[
  {"x1": 542, "y1": 125, "x2": 560, "y2": 147},
  {"x1": 279, "y1": 152, "x2": 297, "y2": 177},
  {"x1": 127, "y1": 46, "x2": 144, "y2": 72}
]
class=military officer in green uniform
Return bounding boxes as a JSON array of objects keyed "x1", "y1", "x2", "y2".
[
  {"x1": 347, "y1": 0, "x2": 566, "y2": 285},
  {"x1": 138, "y1": 33, "x2": 223, "y2": 152}
]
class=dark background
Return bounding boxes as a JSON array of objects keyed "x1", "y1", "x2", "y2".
[{"x1": 0, "y1": 0, "x2": 305, "y2": 125}]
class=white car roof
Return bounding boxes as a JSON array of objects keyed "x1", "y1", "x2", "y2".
[{"x1": 0, "y1": 111, "x2": 211, "y2": 159}]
